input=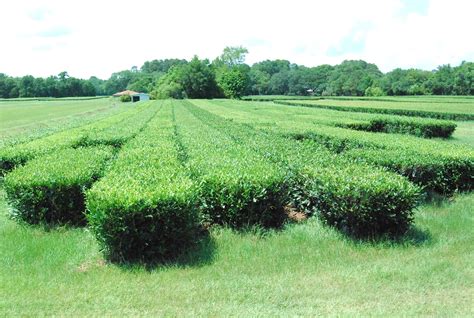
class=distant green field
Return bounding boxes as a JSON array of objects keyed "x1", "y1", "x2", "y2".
[
  {"x1": 0, "y1": 98, "x2": 115, "y2": 129},
  {"x1": 0, "y1": 98, "x2": 130, "y2": 146}
]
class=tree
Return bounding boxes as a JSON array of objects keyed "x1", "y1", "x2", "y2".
[
  {"x1": 365, "y1": 86, "x2": 385, "y2": 96},
  {"x1": 218, "y1": 67, "x2": 249, "y2": 98},
  {"x1": 180, "y1": 56, "x2": 219, "y2": 98},
  {"x1": 380, "y1": 68, "x2": 430, "y2": 95},
  {"x1": 328, "y1": 60, "x2": 383, "y2": 96},
  {"x1": 150, "y1": 66, "x2": 186, "y2": 99},
  {"x1": 453, "y1": 61, "x2": 474, "y2": 95},
  {"x1": 426, "y1": 64, "x2": 455, "y2": 95},
  {"x1": 18, "y1": 75, "x2": 36, "y2": 97},
  {"x1": 150, "y1": 57, "x2": 219, "y2": 99},
  {"x1": 215, "y1": 46, "x2": 249, "y2": 67},
  {"x1": 104, "y1": 70, "x2": 135, "y2": 95}
]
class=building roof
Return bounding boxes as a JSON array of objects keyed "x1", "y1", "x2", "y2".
[{"x1": 112, "y1": 90, "x2": 139, "y2": 97}]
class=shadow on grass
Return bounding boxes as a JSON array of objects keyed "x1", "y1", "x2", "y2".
[
  {"x1": 115, "y1": 230, "x2": 217, "y2": 272},
  {"x1": 341, "y1": 225, "x2": 434, "y2": 248}
]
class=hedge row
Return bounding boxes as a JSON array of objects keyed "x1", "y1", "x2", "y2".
[
  {"x1": 174, "y1": 102, "x2": 288, "y2": 229},
  {"x1": 0, "y1": 102, "x2": 152, "y2": 174},
  {"x1": 184, "y1": 101, "x2": 421, "y2": 238},
  {"x1": 337, "y1": 117, "x2": 457, "y2": 138},
  {"x1": 4, "y1": 146, "x2": 114, "y2": 225},
  {"x1": 274, "y1": 100, "x2": 474, "y2": 121},
  {"x1": 190, "y1": 99, "x2": 473, "y2": 195},
  {"x1": 86, "y1": 103, "x2": 201, "y2": 263},
  {"x1": 285, "y1": 126, "x2": 474, "y2": 195},
  {"x1": 78, "y1": 102, "x2": 159, "y2": 147},
  {"x1": 204, "y1": 99, "x2": 457, "y2": 139}
]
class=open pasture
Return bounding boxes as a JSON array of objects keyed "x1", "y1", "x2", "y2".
[{"x1": 0, "y1": 97, "x2": 473, "y2": 316}]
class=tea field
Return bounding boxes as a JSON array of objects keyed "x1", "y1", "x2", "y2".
[{"x1": 0, "y1": 97, "x2": 473, "y2": 316}]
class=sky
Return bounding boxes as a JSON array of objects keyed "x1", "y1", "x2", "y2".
[{"x1": 0, "y1": 0, "x2": 473, "y2": 79}]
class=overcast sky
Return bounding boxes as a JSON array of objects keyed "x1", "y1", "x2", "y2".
[{"x1": 1, "y1": 0, "x2": 473, "y2": 79}]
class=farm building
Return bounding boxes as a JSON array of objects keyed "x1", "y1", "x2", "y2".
[
  {"x1": 131, "y1": 92, "x2": 150, "y2": 102},
  {"x1": 112, "y1": 90, "x2": 150, "y2": 102}
]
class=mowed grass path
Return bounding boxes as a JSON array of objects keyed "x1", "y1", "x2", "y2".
[
  {"x1": 0, "y1": 187, "x2": 473, "y2": 316},
  {"x1": 0, "y1": 97, "x2": 473, "y2": 315}
]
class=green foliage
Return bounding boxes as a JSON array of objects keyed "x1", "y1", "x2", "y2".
[
  {"x1": 151, "y1": 70, "x2": 186, "y2": 99},
  {"x1": 276, "y1": 100, "x2": 474, "y2": 121},
  {"x1": 78, "y1": 102, "x2": 158, "y2": 147},
  {"x1": 151, "y1": 57, "x2": 219, "y2": 99},
  {"x1": 288, "y1": 127, "x2": 473, "y2": 195},
  {"x1": 185, "y1": 100, "x2": 421, "y2": 238},
  {"x1": 175, "y1": 102, "x2": 288, "y2": 228},
  {"x1": 4, "y1": 146, "x2": 114, "y2": 225},
  {"x1": 295, "y1": 160, "x2": 420, "y2": 237},
  {"x1": 86, "y1": 104, "x2": 201, "y2": 263},
  {"x1": 217, "y1": 67, "x2": 249, "y2": 99},
  {"x1": 120, "y1": 94, "x2": 131, "y2": 102},
  {"x1": 214, "y1": 46, "x2": 249, "y2": 67},
  {"x1": 364, "y1": 86, "x2": 384, "y2": 97},
  {"x1": 379, "y1": 68, "x2": 431, "y2": 95},
  {"x1": 0, "y1": 102, "x2": 151, "y2": 174},
  {"x1": 341, "y1": 117, "x2": 457, "y2": 138},
  {"x1": 326, "y1": 60, "x2": 383, "y2": 96}
]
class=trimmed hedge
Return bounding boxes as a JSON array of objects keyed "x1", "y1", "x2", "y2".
[
  {"x1": 189, "y1": 99, "x2": 472, "y2": 196},
  {"x1": 198, "y1": 98, "x2": 457, "y2": 139},
  {"x1": 286, "y1": 126, "x2": 474, "y2": 195},
  {"x1": 78, "y1": 102, "x2": 158, "y2": 147},
  {"x1": 174, "y1": 102, "x2": 288, "y2": 229},
  {"x1": 274, "y1": 100, "x2": 474, "y2": 121},
  {"x1": 4, "y1": 146, "x2": 114, "y2": 225},
  {"x1": 294, "y1": 161, "x2": 420, "y2": 237},
  {"x1": 345, "y1": 148, "x2": 474, "y2": 195},
  {"x1": 86, "y1": 104, "x2": 201, "y2": 263},
  {"x1": 185, "y1": 101, "x2": 421, "y2": 238},
  {"x1": 0, "y1": 102, "x2": 151, "y2": 174},
  {"x1": 338, "y1": 117, "x2": 457, "y2": 138}
]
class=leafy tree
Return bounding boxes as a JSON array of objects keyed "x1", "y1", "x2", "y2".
[
  {"x1": 365, "y1": 86, "x2": 385, "y2": 96},
  {"x1": 150, "y1": 66, "x2": 186, "y2": 99},
  {"x1": 18, "y1": 75, "x2": 36, "y2": 97},
  {"x1": 453, "y1": 61, "x2": 474, "y2": 95},
  {"x1": 426, "y1": 64, "x2": 455, "y2": 95},
  {"x1": 380, "y1": 68, "x2": 430, "y2": 95},
  {"x1": 180, "y1": 56, "x2": 219, "y2": 98},
  {"x1": 104, "y1": 70, "x2": 135, "y2": 95},
  {"x1": 327, "y1": 60, "x2": 382, "y2": 96},
  {"x1": 218, "y1": 67, "x2": 249, "y2": 98},
  {"x1": 215, "y1": 46, "x2": 249, "y2": 67}
]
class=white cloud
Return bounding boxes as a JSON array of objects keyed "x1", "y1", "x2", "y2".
[{"x1": 0, "y1": 0, "x2": 472, "y2": 79}]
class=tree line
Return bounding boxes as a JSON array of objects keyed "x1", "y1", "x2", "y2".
[{"x1": 1, "y1": 47, "x2": 472, "y2": 99}]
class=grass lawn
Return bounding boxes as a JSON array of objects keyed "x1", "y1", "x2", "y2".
[{"x1": 0, "y1": 186, "x2": 473, "y2": 316}]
